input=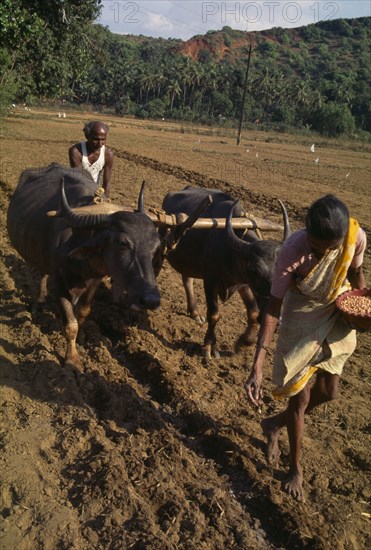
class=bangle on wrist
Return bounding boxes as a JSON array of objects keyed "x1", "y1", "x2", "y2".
[{"x1": 257, "y1": 343, "x2": 271, "y2": 354}]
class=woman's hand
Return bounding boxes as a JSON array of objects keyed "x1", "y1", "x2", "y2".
[
  {"x1": 245, "y1": 370, "x2": 263, "y2": 409},
  {"x1": 244, "y1": 295, "x2": 282, "y2": 409}
]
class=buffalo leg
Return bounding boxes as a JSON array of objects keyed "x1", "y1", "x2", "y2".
[
  {"x1": 235, "y1": 285, "x2": 259, "y2": 351},
  {"x1": 38, "y1": 273, "x2": 49, "y2": 303},
  {"x1": 182, "y1": 275, "x2": 205, "y2": 324},
  {"x1": 32, "y1": 274, "x2": 49, "y2": 314},
  {"x1": 59, "y1": 296, "x2": 82, "y2": 370},
  {"x1": 74, "y1": 279, "x2": 101, "y2": 327},
  {"x1": 202, "y1": 281, "x2": 220, "y2": 359}
]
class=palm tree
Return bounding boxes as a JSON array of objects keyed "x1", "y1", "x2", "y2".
[
  {"x1": 200, "y1": 62, "x2": 219, "y2": 115},
  {"x1": 293, "y1": 80, "x2": 312, "y2": 108},
  {"x1": 137, "y1": 71, "x2": 153, "y2": 103},
  {"x1": 153, "y1": 67, "x2": 165, "y2": 99},
  {"x1": 187, "y1": 62, "x2": 204, "y2": 107},
  {"x1": 166, "y1": 80, "x2": 181, "y2": 112},
  {"x1": 310, "y1": 88, "x2": 325, "y2": 111}
]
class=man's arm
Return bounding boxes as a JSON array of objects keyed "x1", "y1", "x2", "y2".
[
  {"x1": 69, "y1": 144, "x2": 82, "y2": 168},
  {"x1": 102, "y1": 148, "x2": 114, "y2": 197},
  {"x1": 245, "y1": 295, "x2": 283, "y2": 408}
]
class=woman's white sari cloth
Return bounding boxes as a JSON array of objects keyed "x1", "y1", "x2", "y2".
[{"x1": 272, "y1": 220, "x2": 359, "y2": 399}]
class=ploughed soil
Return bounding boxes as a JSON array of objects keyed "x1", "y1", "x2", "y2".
[{"x1": 1, "y1": 110, "x2": 370, "y2": 550}]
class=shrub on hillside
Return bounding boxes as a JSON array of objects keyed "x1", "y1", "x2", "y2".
[{"x1": 311, "y1": 102, "x2": 356, "y2": 136}]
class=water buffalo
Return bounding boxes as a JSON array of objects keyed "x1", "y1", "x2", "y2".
[
  {"x1": 7, "y1": 163, "x2": 161, "y2": 370},
  {"x1": 161, "y1": 186, "x2": 290, "y2": 359}
]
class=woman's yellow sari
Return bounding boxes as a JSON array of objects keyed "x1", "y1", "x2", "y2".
[{"x1": 273, "y1": 219, "x2": 359, "y2": 400}]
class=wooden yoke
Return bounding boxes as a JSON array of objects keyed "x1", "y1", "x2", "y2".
[{"x1": 47, "y1": 202, "x2": 284, "y2": 232}]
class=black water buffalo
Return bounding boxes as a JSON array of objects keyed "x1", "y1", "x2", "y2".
[
  {"x1": 162, "y1": 186, "x2": 290, "y2": 359},
  {"x1": 7, "y1": 163, "x2": 161, "y2": 370}
]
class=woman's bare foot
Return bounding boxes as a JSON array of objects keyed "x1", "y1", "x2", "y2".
[
  {"x1": 283, "y1": 467, "x2": 305, "y2": 502},
  {"x1": 261, "y1": 417, "x2": 282, "y2": 465}
]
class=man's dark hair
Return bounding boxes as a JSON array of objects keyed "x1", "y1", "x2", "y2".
[
  {"x1": 306, "y1": 194, "x2": 349, "y2": 240},
  {"x1": 83, "y1": 121, "x2": 108, "y2": 138}
]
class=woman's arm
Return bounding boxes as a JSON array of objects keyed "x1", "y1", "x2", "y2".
[
  {"x1": 245, "y1": 295, "x2": 283, "y2": 408},
  {"x1": 347, "y1": 265, "x2": 366, "y2": 290},
  {"x1": 347, "y1": 228, "x2": 367, "y2": 290}
]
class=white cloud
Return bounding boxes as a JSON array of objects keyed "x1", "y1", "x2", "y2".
[{"x1": 143, "y1": 12, "x2": 174, "y2": 34}]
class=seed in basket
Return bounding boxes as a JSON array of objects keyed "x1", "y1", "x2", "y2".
[{"x1": 340, "y1": 295, "x2": 371, "y2": 316}]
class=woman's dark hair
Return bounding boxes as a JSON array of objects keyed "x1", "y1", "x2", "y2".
[{"x1": 306, "y1": 194, "x2": 349, "y2": 240}]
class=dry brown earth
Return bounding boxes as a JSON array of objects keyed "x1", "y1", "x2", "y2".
[{"x1": 0, "y1": 110, "x2": 370, "y2": 549}]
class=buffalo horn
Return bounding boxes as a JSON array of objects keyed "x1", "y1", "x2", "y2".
[
  {"x1": 60, "y1": 178, "x2": 111, "y2": 228},
  {"x1": 225, "y1": 200, "x2": 251, "y2": 256},
  {"x1": 278, "y1": 199, "x2": 291, "y2": 240},
  {"x1": 137, "y1": 180, "x2": 145, "y2": 213},
  {"x1": 174, "y1": 194, "x2": 212, "y2": 242},
  {"x1": 226, "y1": 199, "x2": 291, "y2": 255}
]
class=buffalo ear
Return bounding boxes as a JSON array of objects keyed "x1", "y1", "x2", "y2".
[{"x1": 68, "y1": 233, "x2": 108, "y2": 259}]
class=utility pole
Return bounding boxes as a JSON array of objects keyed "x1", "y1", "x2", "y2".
[{"x1": 236, "y1": 43, "x2": 255, "y2": 146}]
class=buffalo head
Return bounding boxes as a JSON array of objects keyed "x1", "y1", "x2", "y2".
[
  {"x1": 60, "y1": 179, "x2": 161, "y2": 311},
  {"x1": 225, "y1": 199, "x2": 291, "y2": 314}
]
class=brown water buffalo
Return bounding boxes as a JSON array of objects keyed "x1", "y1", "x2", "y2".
[
  {"x1": 7, "y1": 163, "x2": 161, "y2": 370},
  {"x1": 161, "y1": 186, "x2": 290, "y2": 359}
]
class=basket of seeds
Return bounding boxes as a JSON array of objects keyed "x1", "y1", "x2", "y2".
[{"x1": 336, "y1": 288, "x2": 371, "y2": 331}]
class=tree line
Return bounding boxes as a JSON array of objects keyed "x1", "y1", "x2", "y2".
[{"x1": 1, "y1": 1, "x2": 370, "y2": 137}]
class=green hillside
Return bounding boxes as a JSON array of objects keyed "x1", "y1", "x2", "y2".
[{"x1": 1, "y1": 1, "x2": 370, "y2": 136}]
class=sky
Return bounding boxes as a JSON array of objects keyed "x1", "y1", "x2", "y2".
[{"x1": 96, "y1": 0, "x2": 371, "y2": 40}]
